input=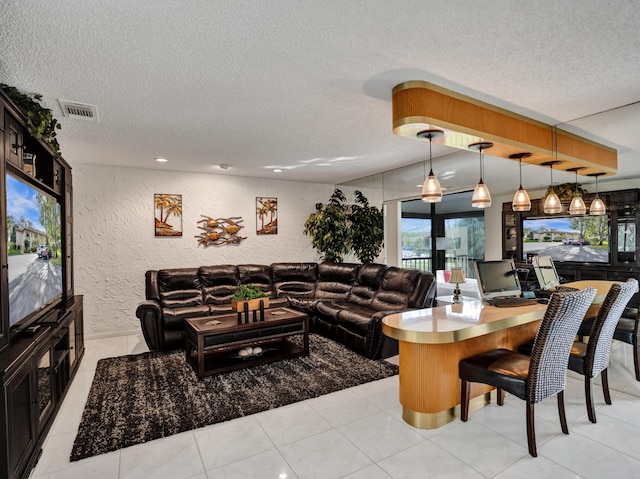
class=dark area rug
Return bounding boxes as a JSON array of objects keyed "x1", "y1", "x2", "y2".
[{"x1": 70, "y1": 334, "x2": 398, "y2": 461}]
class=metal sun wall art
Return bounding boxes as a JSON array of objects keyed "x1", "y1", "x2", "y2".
[
  {"x1": 154, "y1": 194, "x2": 182, "y2": 237},
  {"x1": 256, "y1": 197, "x2": 277, "y2": 235},
  {"x1": 196, "y1": 216, "x2": 246, "y2": 246}
]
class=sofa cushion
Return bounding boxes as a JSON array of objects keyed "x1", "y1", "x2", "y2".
[
  {"x1": 199, "y1": 265, "x2": 239, "y2": 305},
  {"x1": 316, "y1": 263, "x2": 359, "y2": 300},
  {"x1": 158, "y1": 268, "x2": 202, "y2": 293},
  {"x1": 316, "y1": 300, "x2": 351, "y2": 324},
  {"x1": 348, "y1": 285, "x2": 377, "y2": 307},
  {"x1": 370, "y1": 267, "x2": 422, "y2": 310},
  {"x1": 337, "y1": 305, "x2": 377, "y2": 337},
  {"x1": 371, "y1": 290, "x2": 409, "y2": 311},
  {"x1": 159, "y1": 289, "x2": 205, "y2": 309},
  {"x1": 162, "y1": 305, "x2": 210, "y2": 330},
  {"x1": 238, "y1": 264, "x2": 273, "y2": 296},
  {"x1": 356, "y1": 263, "x2": 387, "y2": 289},
  {"x1": 271, "y1": 262, "x2": 318, "y2": 299}
]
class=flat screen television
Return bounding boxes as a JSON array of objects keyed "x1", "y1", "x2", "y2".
[
  {"x1": 522, "y1": 215, "x2": 610, "y2": 264},
  {"x1": 474, "y1": 259, "x2": 522, "y2": 300},
  {"x1": 6, "y1": 172, "x2": 63, "y2": 331}
]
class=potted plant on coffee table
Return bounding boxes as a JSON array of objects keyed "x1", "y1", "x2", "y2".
[{"x1": 231, "y1": 284, "x2": 270, "y2": 312}]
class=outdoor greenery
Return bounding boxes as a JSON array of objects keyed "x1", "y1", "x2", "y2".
[
  {"x1": 304, "y1": 189, "x2": 384, "y2": 263},
  {"x1": 233, "y1": 284, "x2": 269, "y2": 301},
  {"x1": 0, "y1": 83, "x2": 62, "y2": 158}
]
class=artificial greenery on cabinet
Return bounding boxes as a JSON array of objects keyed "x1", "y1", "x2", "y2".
[{"x1": 0, "y1": 83, "x2": 62, "y2": 158}]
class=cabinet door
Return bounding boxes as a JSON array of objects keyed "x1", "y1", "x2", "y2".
[
  {"x1": 35, "y1": 341, "x2": 54, "y2": 433},
  {"x1": 5, "y1": 357, "x2": 37, "y2": 479},
  {"x1": 4, "y1": 112, "x2": 22, "y2": 170}
]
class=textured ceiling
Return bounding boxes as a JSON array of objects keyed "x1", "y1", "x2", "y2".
[{"x1": 1, "y1": 1, "x2": 640, "y2": 196}]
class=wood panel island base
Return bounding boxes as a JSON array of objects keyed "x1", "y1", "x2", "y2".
[{"x1": 383, "y1": 300, "x2": 546, "y2": 429}]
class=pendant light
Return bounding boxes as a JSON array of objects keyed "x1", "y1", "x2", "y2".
[
  {"x1": 417, "y1": 129, "x2": 444, "y2": 202},
  {"x1": 568, "y1": 167, "x2": 586, "y2": 215},
  {"x1": 509, "y1": 152, "x2": 532, "y2": 211},
  {"x1": 469, "y1": 141, "x2": 493, "y2": 208},
  {"x1": 588, "y1": 172, "x2": 606, "y2": 215},
  {"x1": 541, "y1": 160, "x2": 563, "y2": 214}
]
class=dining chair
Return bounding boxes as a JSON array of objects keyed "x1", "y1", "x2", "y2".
[
  {"x1": 459, "y1": 287, "x2": 596, "y2": 457},
  {"x1": 612, "y1": 308, "x2": 640, "y2": 381},
  {"x1": 566, "y1": 279, "x2": 638, "y2": 422},
  {"x1": 519, "y1": 279, "x2": 638, "y2": 423}
]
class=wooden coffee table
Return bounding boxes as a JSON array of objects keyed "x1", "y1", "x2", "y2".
[{"x1": 185, "y1": 307, "x2": 309, "y2": 379}]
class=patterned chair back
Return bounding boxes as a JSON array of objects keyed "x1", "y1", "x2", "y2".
[
  {"x1": 585, "y1": 279, "x2": 638, "y2": 377},
  {"x1": 527, "y1": 287, "x2": 596, "y2": 403}
]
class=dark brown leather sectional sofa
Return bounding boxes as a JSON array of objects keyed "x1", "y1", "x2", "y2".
[{"x1": 136, "y1": 262, "x2": 436, "y2": 359}]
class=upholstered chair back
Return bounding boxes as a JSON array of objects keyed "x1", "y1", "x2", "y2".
[{"x1": 527, "y1": 287, "x2": 596, "y2": 404}]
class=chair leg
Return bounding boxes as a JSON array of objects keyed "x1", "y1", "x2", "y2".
[
  {"x1": 526, "y1": 402, "x2": 537, "y2": 457},
  {"x1": 634, "y1": 345, "x2": 640, "y2": 382},
  {"x1": 461, "y1": 379, "x2": 470, "y2": 421},
  {"x1": 497, "y1": 388, "x2": 505, "y2": 406},
  {"x1": 557, "y1": 391, "x2": 568, "y2": 434},
  {"x1": 585, "y1": 376, "x2": 597, "y2": 423},
  {"x1": 601, "y1": 368, "x2": 612, "y2": 405}
]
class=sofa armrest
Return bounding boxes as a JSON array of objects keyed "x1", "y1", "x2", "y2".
[{"x1": 136, "y1": 300, "x2": 163, "y2": 351}]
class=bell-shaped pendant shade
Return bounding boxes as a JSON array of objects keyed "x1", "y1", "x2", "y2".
[
  {"x1": 588, "y1": 173, "x2": 606, "y2": 216},
  {"x1": 421, "y1": 170, "x2": 443, "y2": 203},
  {"x1": 589, "y1": 196, "x2": 606, "y2": 216},
  {"x1": 472, "y1": 179, "x2": 491, "y2": 208},
  {"x1": 512, "y1": 186, "x2": 531, "y2": 211},
  {"x1": 543, "y1": 191, "x2": 563, "y2": 214},
  {"x1": 569, "y1": 196, "x2": 587, "y2": 215}
]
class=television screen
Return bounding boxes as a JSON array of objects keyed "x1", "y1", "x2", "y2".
[
  {"x1": 474, "y1": 259, "x2": 522, "y2": 300},
  {"x1": 6, "y1": 173, "x2": 63, "y2": 328},
  {"x1": 522, "y1": 215, "x2": 610, "y2": 264}
]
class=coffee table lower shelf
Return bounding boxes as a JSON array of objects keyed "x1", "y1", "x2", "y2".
[{"x1": 187, "y1": 337, "x2": 305, "y2": 377}]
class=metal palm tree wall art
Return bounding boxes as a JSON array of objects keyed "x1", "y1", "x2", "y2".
[
  {"x1": 256, "y1": 197, "x2": 278, "y2": 235},
  {"x1": 154, "y1": 194, "x2": 182, "y2": 236}
]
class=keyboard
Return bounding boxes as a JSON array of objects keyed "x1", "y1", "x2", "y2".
[{"x1": 486, "y1": 297, "x2": 540, "y2": 307}]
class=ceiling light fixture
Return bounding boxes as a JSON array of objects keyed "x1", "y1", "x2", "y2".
[
  {"x1": 541, "y1": 161, "x2": 563, "y2": 214},
  {"x1": 568, "y1": 167, "x2": 586, "y2": 215},
  {"x1": 588, "y1": 172, "x2": 606, "y2": 216},
  {"x1": 273, "y1": 169, "x2": 283, "y2": 173},
  {"x1": 417, "y1": 129, "x2": 444, "y2": 203},
  {"x1": 509, "y1": 152, "x2": 532, "y2": 212},
  {"x1": 469, "y1": 141, "x2": 493, "y2": 208},
  {"x1": 154, "y1": 158, "x2": 168, "y2": 163}
]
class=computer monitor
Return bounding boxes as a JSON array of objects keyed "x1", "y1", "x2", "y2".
[
  {"x1": 473, "y1": 259, "x2": 522, "y2": 300},
  {"x1": 532, "y1": 255, "x2": 560, "y2": 291}
]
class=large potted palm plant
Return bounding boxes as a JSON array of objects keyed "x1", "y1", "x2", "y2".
[
  {"x1": 349, "y1": 190, "x2": 384, "y2": 263},
  {"x1": 304, "y1": 188, "x2": 352, "y2": 262}
]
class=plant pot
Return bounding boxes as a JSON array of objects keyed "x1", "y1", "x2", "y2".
[{"x1": 231, "y1": 298, "x2": 270, "y2": 312}]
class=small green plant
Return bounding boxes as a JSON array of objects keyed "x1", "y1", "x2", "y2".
[{"x1": 233, "y1": 284, "x2": 269, "y2": 301}]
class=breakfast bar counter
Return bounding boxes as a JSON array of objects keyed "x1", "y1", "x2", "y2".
[
  {"x1": 382, "y1": 280, "x2": 619, "y2": 430},
  {"x1": 382, "y1": 301, "x2": 547, "y2": 429}
]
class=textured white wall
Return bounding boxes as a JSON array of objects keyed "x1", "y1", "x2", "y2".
[{"x1": 73, "y1": 164, "x2": 337, "y2": 338}]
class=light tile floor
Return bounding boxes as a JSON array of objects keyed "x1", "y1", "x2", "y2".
[{"x1": 30, "y1": 334, "x2": 640, "y2": 479}]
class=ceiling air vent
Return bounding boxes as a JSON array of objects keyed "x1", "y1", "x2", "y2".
[{"x1": 58, "y1": 99, "x2": 99, "y2": 121}]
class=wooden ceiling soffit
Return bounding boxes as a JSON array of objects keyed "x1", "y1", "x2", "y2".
[{"x1": 392, "y1": 81, "x2": 617, "y2": 176}]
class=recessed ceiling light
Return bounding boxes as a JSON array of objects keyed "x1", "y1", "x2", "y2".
[
  {"x1": 273, "y1": 169, "x2": 283, "y2": 173},
  {"x1": 155, "y1": 158, "x2": 168, "y2": 163}
]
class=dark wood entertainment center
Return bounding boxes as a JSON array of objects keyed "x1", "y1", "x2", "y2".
[
  {"x1": 0, "y1": 91, "x2": 83, "y2": 479},
  {"x1": 502, "y1": 190, "x2": 640, "y2": 308}
]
